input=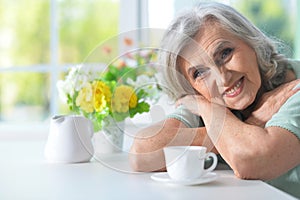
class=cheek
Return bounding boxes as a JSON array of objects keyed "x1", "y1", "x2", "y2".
[
  {"x1": 193, "y1": 81, "x2": 213, "y2": 100},
  {"x1": 243, "y1": 52, "x2": 260, "y2": 81},
  {"x1": 246, "y1": 63, "x2": 261, "y2": 90},
  {"x1": 233, "y1": 52, "x2": 261, "y2": 88},
  {"x1": 254, "y1": 66, "x2": 261, "y2": 83}
]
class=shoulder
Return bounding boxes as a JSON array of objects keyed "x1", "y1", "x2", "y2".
[
  {"x1": 287, "y1": 59, "x2": 300, "y2": 78},
  {"x1": 266, "y1": 90, "x2": 300, "y2": 139},
  {"x1": 167, "y1": 105, "x2": 203, "y2": 128}
]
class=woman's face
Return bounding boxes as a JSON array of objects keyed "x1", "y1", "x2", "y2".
[{"x1": 179, "y1": 22, "x2": 261, "y2": 110}]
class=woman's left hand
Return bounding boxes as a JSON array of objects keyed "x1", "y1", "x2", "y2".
[
  {"x1": 246, "y1": 79, "x2": 300, "y2": 127},
  {"x1": 176, "y1": 95, "x2": 208, "y2": 116}
]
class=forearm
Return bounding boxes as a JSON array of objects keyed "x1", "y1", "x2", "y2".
[
  {"x1": 203, "y1": 105, "x2": 298, "y2": 180},
  {"x1": 129, "y1": 118, "x2": 215, "y2": 172}
]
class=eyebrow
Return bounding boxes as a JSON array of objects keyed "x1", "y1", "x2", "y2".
[{"x1": 212, "y1": 41, "x2": 232, "y2": 58}]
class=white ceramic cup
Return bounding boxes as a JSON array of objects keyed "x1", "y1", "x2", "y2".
[
  {"x1": 44, "y1": 115, "x2": 94, "y2": 163},
  {"x1": 163, "y1": 146, "x2": 218, "y2": 180}
]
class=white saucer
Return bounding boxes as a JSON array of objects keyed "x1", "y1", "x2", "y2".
[{"x1": 151, "y1": 172, "x2": 218, "y2": 185}]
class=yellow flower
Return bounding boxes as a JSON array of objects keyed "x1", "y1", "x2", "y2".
[
  {"x1": 76, "y1": 82, "x2": 94, "y2": 113},
  {"x1": 92, "y1": 81, "x2": 111, "y2": 112},
  {"x1": 112, "y1": 85, "x2": 138, "y2": 113}
]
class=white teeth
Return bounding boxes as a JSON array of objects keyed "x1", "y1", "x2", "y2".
[{"x1": 225, "y1": 79, "x2": 242, "y2": 95}]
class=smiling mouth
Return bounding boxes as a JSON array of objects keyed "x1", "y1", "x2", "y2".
[{"x1": 223, "y1": 77, "x2": 244, "y2": 97}]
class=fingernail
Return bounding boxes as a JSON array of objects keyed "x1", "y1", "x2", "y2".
[{"x1": 293, "y1": 83, "x2": 300, "y2": 90}]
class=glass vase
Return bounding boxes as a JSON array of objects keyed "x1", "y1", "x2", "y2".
[{"x1": 92, "y1": 116, "x2": 124, "y2": 154}]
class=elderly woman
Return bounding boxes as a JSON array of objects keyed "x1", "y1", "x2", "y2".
[{"x1": 129, "y1": 2, "x2": 300, "y2": 198}]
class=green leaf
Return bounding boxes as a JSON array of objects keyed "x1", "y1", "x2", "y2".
[
  {"x1": 111, "y1": 112, "x2": 128, "y2": 122},
  {"x1": 136, "y1": 89, "x2": 149, "y2": 99},
  {"x1": 129, "y1": 102, "x2": 150, "y2": 117}
]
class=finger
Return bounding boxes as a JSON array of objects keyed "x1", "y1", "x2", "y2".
[
  {"x1": 177, "y1": 95, "x2": 206, "y2": 112},
  {"x1": 286, "y1": 79, "x2": 300, "y2": 90},
  {"x1": 276, "y1": 79, "x2": 299, "y2": 92},
  {"x1": 269, "y1": 81, "x2": 299, "y2": 99},
  {"x1": 286, "y1": 87, "x2": 300, "y2": 97},
  {"x1": 276, "y1": 88, "x2": 300, "y2": 107},
  {"x1": 175, "y1": 100, "x2": 182, "y2": 108},
  {"x1": 292, "y1": 83, "x2": 300, "y2": 90},
  {"x1": 176, "y1": 95, "x2": 193, "y2": 107}
]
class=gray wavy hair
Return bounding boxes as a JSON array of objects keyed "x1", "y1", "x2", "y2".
[{"x1": 159, "y1": 2, "x2": 289, "y2": 100}]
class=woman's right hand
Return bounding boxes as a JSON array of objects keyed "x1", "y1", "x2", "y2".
[{"x1": 246, "y1": 79, "x2": 300, "y2": 127}]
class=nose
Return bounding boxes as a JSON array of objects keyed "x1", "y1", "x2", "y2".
[{"x1": 214, "y1": 66, "x2": 232, "y2": 87}]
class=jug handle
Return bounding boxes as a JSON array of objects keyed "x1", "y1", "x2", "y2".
[{"x1": 52, "y1": 115, "x2": 65, "y2": 123}]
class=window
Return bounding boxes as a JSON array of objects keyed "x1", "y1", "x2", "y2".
[{"x1": 0, "y1": 0, "x2": 120, "y2": 131}]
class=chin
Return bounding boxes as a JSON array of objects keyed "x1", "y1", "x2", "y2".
[
  {"x1": 234, "y1": 104, "x2": 249, "y2": 110},
  {"x1": 226, "y1": 100, "x2": 252, "y2": 110}
]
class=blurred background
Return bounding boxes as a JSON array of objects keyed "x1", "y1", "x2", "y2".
[{"x1": 0, "y1": 0, "x2": 299, "y2": 134}]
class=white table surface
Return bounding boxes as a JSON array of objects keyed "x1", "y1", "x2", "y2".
[{"x1": 0, "y1": 140, "x2": 297, "y2": 200}]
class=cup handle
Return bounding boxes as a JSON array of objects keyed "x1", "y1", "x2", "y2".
[{"x1": 203, "y1": 152, "x2": 218, "y2": 173}]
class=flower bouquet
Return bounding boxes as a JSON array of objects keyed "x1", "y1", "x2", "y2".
[{"x1": 57, "y1": 43, "x2": 161, "y2": 152}]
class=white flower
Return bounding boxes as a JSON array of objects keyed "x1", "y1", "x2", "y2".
[
  {"x1": 126, "y1": 75, "x2": 159, "y2": 100},
  {"x1": 57, "y1": 80, "x2": 69, "y2": 103},
  {"x1": 74, "y1": 73, "x2": 88, "y2": 92},
  {"x1": 57, "y1": 64, "x2": 106, "y2": 103}
]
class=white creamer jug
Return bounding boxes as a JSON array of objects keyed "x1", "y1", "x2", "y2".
[{"x1": 44, "y1": 115, "x2": 94, "y2": 163}]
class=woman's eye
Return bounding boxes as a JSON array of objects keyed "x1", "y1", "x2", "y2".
[
  {"x1": 221, "y1": 48, "x2": 233, "y2": 60},
  {"x1": 215, "y1": 48, "x2": 234, "y2": 66},
  {"x1": 193, "y1": 68, "x2": 209, "y2": 79}
]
